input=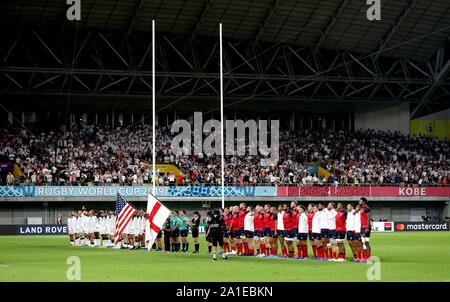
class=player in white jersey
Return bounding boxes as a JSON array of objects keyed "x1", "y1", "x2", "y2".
[
  {"x1": 353, "y1": 204, "x2": 364, "y2": 262},
  {"x1": 126, "y1": 214, "x2": 137, "y2": 250},
  {"x1": 134, "y1": 212, "x2": 144, "y2": 250},
  {"x1": 346, "y1": 204, "x2": 357, "y2": 260},
  {"x1": 136, "y1": 209, "x2": 146, "y2": 249},
  {"x1": 72, "y1": 211, "x2": 80, "y2": 246},
  {"x1": 277, "y1": 204, "x2": 286, "y2": 257},
  {"x1": 326, "y1": 203, "x2": 338, "y2": 260},
  {"x1": 295, "y1": 205, "x2": 309, "y2": 259},
  {"x1": 89, "y1": 210, "x2": 99, "y2": 247},
  {"x1": 106, "y1": 210, "x2": 119, "y2": 249},
  {"x1": 319, "y1": 203, "x2": 331, "y2": 259},
  {"x1": 81, "y1": 211, "x2": 90, "y2": 246},
  {"x1": 67, "y1": 211, "x2": 75, "y2": 246},
  {"x1": 311, "y1": 205, "x2": 325, "y2": 260},
  {"x1": 243, "y1": 206, "x2": 255, "y2": 256},
  {"x1": 97, "y1": 210, "x2": 108, "y2": 247}
]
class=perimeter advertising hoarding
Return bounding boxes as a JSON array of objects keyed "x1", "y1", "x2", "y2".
[
  {"x1": 371, "y1": 222, "x2": 394, "y2": 232},
  {"x1": 394, "y1": 222, "x2": 449, "y2": 232},
  {"x1": 17, "y1": 224, "x2": 68, "y2": 235}
]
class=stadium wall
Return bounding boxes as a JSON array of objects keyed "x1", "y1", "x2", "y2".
[{"x1": 354, "y1": 103, "x2": 410, "y2": 135}]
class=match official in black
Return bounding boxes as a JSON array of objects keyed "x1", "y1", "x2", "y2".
[
  {"x1": 191, "y1": 211, "x2": 201, "y2": 254},
  {"x1": 205, "y1": 209, "x2": 228, "y2": 261}
]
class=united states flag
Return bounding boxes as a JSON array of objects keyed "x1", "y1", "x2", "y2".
[{"x1": 114, "y1": 193, "x2": 137, "y2": 245}]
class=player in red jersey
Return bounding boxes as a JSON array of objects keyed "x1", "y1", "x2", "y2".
[
  {"x1": 269, "y1": 206, "x2": 278, "y2": 257},
  {"x1": 262, "y1": 204, "x2": 272, "y2": 256},
  {"x1": 282, "y1": 204, "x2": 295, "y2": 258},
  {"x1": 290, "y1": 201, "x2": 300, "y2": 258},
  {"x1": 238, "y1": 202, "x2": 247, "y2": 255},
  {"x1": 307, "y1": 203, "x2": 317, "y2": 258},
  {"x1": 253, "y1": 205, "x2": 265, "y2": 256},
  {"x1": 229, "y1": 206, "x2": 240, "y2": 255},
  {"x1": 359, "y1": 197, "x2": 372, "y2": 262},
  {"x1": 223, "y1": 207, "x2": 233, "y2": 253},
  {"x1": 333, "y1": 202, "x2": 347, "y2": 261}
]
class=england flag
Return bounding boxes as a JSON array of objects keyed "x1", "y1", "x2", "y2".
[{"x1": 145, "y1": 193, "x2": 171, "y2": 250}]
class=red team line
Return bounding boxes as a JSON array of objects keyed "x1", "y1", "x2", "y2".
[{"x1": 218, "y1": 197, "x2": 372, "y2": 263}]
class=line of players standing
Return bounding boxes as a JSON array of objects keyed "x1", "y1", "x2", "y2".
[
  {"x1": 67, "y1": 207, "x2": 149, "y2": 249},
  {"x1": 207, "y1": 197, "x2": 372, "y2": 262}
]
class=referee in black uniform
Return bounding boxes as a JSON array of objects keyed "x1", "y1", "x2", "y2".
[
  {"x1": 191, "y1": 211, "x2": 201, "y2": 253},
  {"x1": 205, "y1": 209, "x2": 228, "y2": 261}
]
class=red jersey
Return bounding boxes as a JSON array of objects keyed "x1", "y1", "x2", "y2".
[
  {"x1": 307, "y1": 211, "x2": 314, "y2": 231},
  {"x1": 263, "y1": 211, "x2": 272, "y2": 229},
  {"x1": 238, "y1": 209, "x2": 247, "y2": 229},
  {"x1": 292, "y1": 210, "x2": 299, "y2": 229},
  {"x1": 231, "y1": 213, "x2": 239, "y2": 230},
  {"x1": 335, "y1": 210, "x2": 347, "y2": 231},
  {"x1": 254, "y1": 212, "x2": 264, "y2": 231},
  {"x1": 269, "y1": 213, "x2": 277, "y2": 231},
  {"x1": 360, "y1": 206, "x2": 371, "y2": 228},
  {"x1": 283, "y1": 211, "x2": 293, "y2": 231},
  {"x1": 224, "y1": 213, "x2": 232, "y2": 228}
]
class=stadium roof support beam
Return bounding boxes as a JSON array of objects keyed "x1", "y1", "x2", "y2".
[
  {"x1": 190, "y1": 0, "x2": 214, "y2": 42},
  {"x1": 1, "y1": 28, "x2": 446, "y2": 106},
  {"x1": 0, "y1": 66, "x2": 438, "y2": 85},
  {"x1": 99, "y1": 33, "x2": 129, "y2": 68},
  {"x1": 375, "y1": 0, "x2": 418, "y2": 59},
  {"x1": 125, "y1": 0, "x2": 145, "y2": 39},
  {"x1": 410, "y1": 39, "x2": 450, "y2": 118},
  {"x1": 253, "y1": 0, "x2": 281, "y2": 45},
  {"x1": 163, "y1": 36, "x2": 193, "y2": 69},
  {"x1": 312, "y1": 0, "x2": 349, "y2": 55},
  {"x1": 411, "y1": 60, "x2": 450, "y2": 118},
  {"x1": 32, "y1": 30, "x2": 62, "y2": 65},
  {"x1": 3, "y1": 30, "x2": 23, "y2": 64}
]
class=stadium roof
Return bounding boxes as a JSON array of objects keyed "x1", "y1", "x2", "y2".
[
  {"x1": 2, "y1": 0, "x2": 449, "y2": 63},
  {"x1": 0, "y1": 0, "x2": 449, "y2": 118}
]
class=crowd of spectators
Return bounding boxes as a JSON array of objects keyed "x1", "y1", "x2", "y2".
[{"x1": 0, "y1": 124, "x2": 448, "y2": 186}]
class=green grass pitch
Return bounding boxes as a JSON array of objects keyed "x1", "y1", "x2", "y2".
[{"x1": 0, "y1": 232, "x2": 449, "y2": 282}]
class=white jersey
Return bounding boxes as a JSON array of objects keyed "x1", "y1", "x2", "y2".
[
  {"x1": 312, "y1": 211, "x2": 321, "y2": 234},
  {"x1": 138, "y1": 215, "x2": 145, "y2": 234},
  {"x1": 354, "y1": 211, "x2": 361, "y2": 234},
  {"x1": 327, "y1": 208, "x2": 337, "y2": 230},
  {"x1": 244, "y1": 213, "x2": 254, "y2": 232},
  {"x1": 320, "y1": 209, "x2": 329, "y2": 229},
  {"x1": 81, "y1": 215, "x2": 90, "y2": 233},
  {"x1": 73, "y1": 216, "x2": 81, "y2": 233},
  {"x1": 346, "y1": 210, "x2": 356, "y2": 232},
  {"x1": 98, "y1": 216, "x2": 107, "y2": 234},
  {"x1": 67, "y1": 216, "x2": 74, "y2": 234},
  {"x1": 107, "y1": 215, "x2": 115, "y2": 235},
  {"x1": 90, "y1": 216, "x2": 98, "y2": 233},
  {"x1": 298, "y1": 212, "x2": 308, "y2": 234},
  {"x1": 277, "y1": 211, "x2": 285, "y2": 230}
]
